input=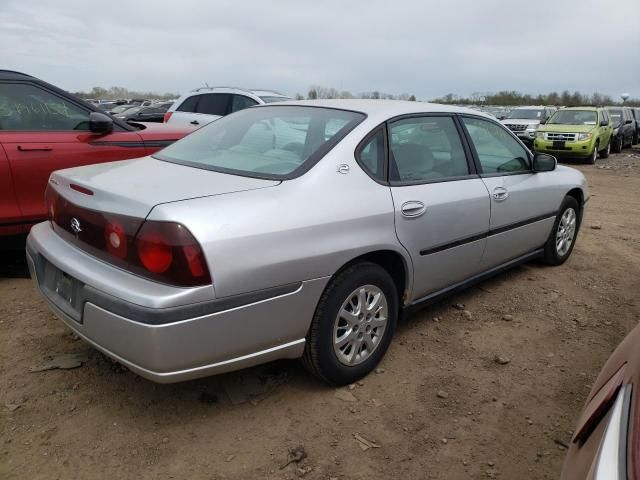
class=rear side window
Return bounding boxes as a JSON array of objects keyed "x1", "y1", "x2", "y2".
[
  {"x1": 0, "y1": 83, "x2": 90, "y2": 131},
  {"x1": 231, "y1": 95, "x2": 258, "y2": 113},
  {"x1": 388, "y1": 116, "x2": 469, "y2": 183},
  {"x1": 197, "y1": 94, "x2": 231, "y2": 115},
  {"x1": 176, "y1": 95, "x2": 200, "y2": 112},
  {"x1": 356, "y1": 128, "x2": 386, "y2": 181}
]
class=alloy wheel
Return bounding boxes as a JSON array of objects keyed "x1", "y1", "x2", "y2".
[
  {"x1": 333, "y1": 285, "x2": 388, "y2": 366},
  {"x1": 556, "y1": 208, "x2": 577, "y2": 257}
]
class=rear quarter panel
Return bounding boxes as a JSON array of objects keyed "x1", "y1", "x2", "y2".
[{"x1": 147, "y1": 132, "x2": 410, "y2": 299}]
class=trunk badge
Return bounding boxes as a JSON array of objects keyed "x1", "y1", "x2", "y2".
[{"x1": 70, "y1": 218, "x2": 82, "y2": 235}]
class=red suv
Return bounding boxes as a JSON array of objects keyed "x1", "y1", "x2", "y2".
[{"x1": 0, "y1": 71, "x2": 194, "y2": 236}]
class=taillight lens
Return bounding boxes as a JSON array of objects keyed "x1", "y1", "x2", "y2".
[
  {"x1": 46, "y1": 185, "x2": 211, "y2": 287},
  {"x1": 163, "y1": 111, "x2": 173, "y2": 123}
]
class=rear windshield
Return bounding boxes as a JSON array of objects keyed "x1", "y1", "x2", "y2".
[
  {"x1": 154, "y1": 106, "x2": 365, "y2": 179},
  {"x1": 259, "y1": 96, "x2": 292, "y2": 104},
  {"x1": 548, "y1": 110, "x2": 597, "y2": 125},
  {"x1": 505, "y1": 109, "x2": 545, "y2": 120}
]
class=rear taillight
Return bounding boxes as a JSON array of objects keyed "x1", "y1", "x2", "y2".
[
  {"x1": 46, "y1": 185, "x2": 211, "y2": 287},
  {"x1": 163, "y1": 112, "x2": 173, "y2": 123}
]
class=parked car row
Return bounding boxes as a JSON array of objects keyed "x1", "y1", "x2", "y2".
[{"x1": 498, "y1": 105, "x2": 639, "y2": 164}]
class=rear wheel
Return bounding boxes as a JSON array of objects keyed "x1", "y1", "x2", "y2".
[
  {"x1": 542, "y1": 196, "x2": 580, "y2": 266},
  {"x1": 302, "y1": 262, "x2": 398, "y2": 385},
  {"x1": 599, "y1": 140, "x2": 611, "y2": 159},
  {"x1": 633, "y1": 131, "x2": 639, "y2": 145}
]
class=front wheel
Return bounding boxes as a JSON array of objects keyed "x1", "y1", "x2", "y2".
[
  {"x1": 599, "y1": 140, "x2": 611, "y2": 159},
  {"x1": 587, "y1": 142, "x2": 598, "y2": 164},
  {"x1": 542, "y1": 196, "x2": 580, "y2": 266},
  {"x1": 302, "y1": 262, "x2": 398, "y2": 385},
  {"x1": 612, "y1": 135, "x2": 623, "y2": 153}
]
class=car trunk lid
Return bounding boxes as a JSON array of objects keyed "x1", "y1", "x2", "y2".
[{"x1": 49, "y1": 156, "x2": 280, "y2": 218}]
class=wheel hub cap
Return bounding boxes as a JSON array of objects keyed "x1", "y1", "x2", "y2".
[
  {"x1": 333, "y1": 285, "x2": 388, "y2": 366},
  {"x1": 556, "y1": 208, "x2": 577, "y2": 256}
]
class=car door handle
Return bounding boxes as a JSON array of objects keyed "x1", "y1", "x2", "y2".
[
  {"x1": 492, "y1": 187, "x2": 509, "y2": 201},
  {"x1": 190, "y1": 120, "x2": 200, "y2": 125},
  {"x1": 17, "y1": 145, "x2": 53, "y2": 152},
  {"x1": 401, "y1": 201, "x2": 427, "y2": 218}
]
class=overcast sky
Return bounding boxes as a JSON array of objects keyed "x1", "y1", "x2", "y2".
[{"x1": 1, "y1": 0, "x2": 639, "y2": 99}]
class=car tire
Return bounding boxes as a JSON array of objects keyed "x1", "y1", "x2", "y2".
[
  {"x1": 599, "y1": 140, "x2": 610, "y2": 159},
  {"x1": 302, "y1": 262, "x2": 398, "y2": 385},
  {"x1": 542, "y1": 196, "x2": 580, "y2": 266},
  {"x1": 587, "y1": 142, "x2": 598, "y2": 164},
  {"x1": 633, "y1": 132, "x2": 639, "y2": 145},
  {"x1": 612, "y1": 136, "x2": 623, "y2": 153}
]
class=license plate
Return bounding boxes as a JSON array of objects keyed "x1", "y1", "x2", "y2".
[
  {"x1": 552, "y1": 140, "x2": 566, "y2": 149},
  {"x1": 54, "y1": 270, "x2": 76, "y2": 306}
]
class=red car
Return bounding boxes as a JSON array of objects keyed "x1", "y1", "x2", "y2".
[
  {"x1": 561, "y1": 322, "x2": 640, "y2": 479},
  {"x1": 0, "y1": 70, "x2": 193, "y2": 236}
]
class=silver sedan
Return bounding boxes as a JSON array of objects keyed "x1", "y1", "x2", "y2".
[{"x1": 27, "y1": 100, "x2": 588, "y2": 384}]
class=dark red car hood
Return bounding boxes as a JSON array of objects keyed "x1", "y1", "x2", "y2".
[{"x1": 561, "y1": 322, "x2": 640, "y2": 479}]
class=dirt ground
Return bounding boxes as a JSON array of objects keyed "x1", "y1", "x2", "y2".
[{"x1": 1, "y1": 147, "x2": 639, "y2": 480}]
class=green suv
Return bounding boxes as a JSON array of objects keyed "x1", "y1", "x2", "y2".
[{"x1": 533, "y1": 107, "x2": 613, "y2": 164}]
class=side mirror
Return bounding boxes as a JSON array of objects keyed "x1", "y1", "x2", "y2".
[
  {"x1": 532, "y1": 153, "x2": 557, "y2": 172},
  {"x1": 498, "y1": 115, "x2": 505, "y2": 120},
  {"x1": 600, "y1": 120, "x2": 608, "y2": 126},
  {"x1": 89, "y1": 112, "x2": 114, "y2": 134},
  {"x1": 625, "y1": 119, "x2": 633, "y2": 124},
  {"x1": 539, "y1": 118, "x2": 546, "y2": 125}
]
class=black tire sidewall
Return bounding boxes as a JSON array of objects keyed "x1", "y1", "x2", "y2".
[
  {"x1": 310, "y1": 263, "x2": 398, "y2": 385},
  {"x1": 544, "y1": 196, "x2": 580, "y2": 265},
  {"x1": 588, "y1": 142, "x2": 598, "y2": 164}
]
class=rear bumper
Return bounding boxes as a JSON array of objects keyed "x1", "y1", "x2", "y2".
[{"x1": 27, "y1": 222, "x2": 329, "y2": 383}]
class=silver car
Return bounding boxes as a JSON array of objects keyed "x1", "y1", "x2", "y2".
[{"x1": 27, "y1": 100, "x2": 588, "y2": 385}]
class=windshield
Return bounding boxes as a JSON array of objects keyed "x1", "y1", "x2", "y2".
[
  {"x1": 607, "y1": 109, "x2": 622, "y2": 126},
  {"x1": 505, "y1": 109, "x2": 545, "y2": 120},
  {"x1": 110, "y1": 105, "x2": 132, "y2": 114},
  {"x1": 154, "y1": 106, "x2": 365, "y2": 179},
  {"x1": 259, "y1": 96, "x2": 292, "y2": 104},
  {"x1": 548, "y1": 110, "x2": 597, "y2": 125},
  {"x1": 119, "y1": 107, "x2": 141, "y2": 115}
]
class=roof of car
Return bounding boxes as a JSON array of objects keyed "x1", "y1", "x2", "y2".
[
  {"x1": 264, "y1": 99, "x2": 493, "y2": 120},
  {"x1": 560, "y1": 106, "x2": 600, "y2": 111},
  {"x1": 0, "y1": 70, "x2": 34, "y2": 80}
]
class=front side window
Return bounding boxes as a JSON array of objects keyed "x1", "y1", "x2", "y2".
[
  {"x1": 0, "y1": 83, "x2": 90, "y2": 131},
  {"x1": 607, "y1": 109, "x2": 622, "y2": 126},
  {"x1": 389, "y1": 116, "x2": 469, "y2": 183},
  {"x1": 154, "y1": 106, "x2": 365, "y2": 178},
  {"x1": 462, "y1": 117, "x2": 530, "y2": 174}
]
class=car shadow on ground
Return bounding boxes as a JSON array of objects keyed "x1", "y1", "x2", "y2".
[{"x1": 0, "y1": 236, "x2": 30, "y2": 279}]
